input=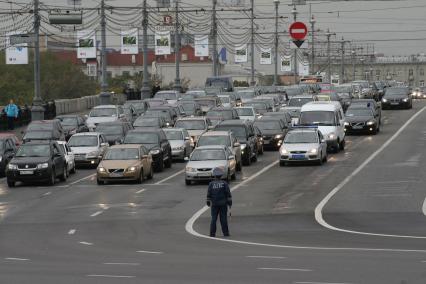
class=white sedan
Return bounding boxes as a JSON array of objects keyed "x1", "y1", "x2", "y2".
[{"x1": 57, "y1": 141, "x2": 76, "y2": 176}]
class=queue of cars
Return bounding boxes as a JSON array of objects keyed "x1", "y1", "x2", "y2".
[{"x1": 1, "y1": 79, "x2": 418, "y2": 187}]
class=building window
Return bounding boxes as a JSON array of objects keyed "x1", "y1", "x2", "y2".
[
  {"x1": 409, "y1": 69, "x2": 414, "y2": 76},
  {"x1": 122, "y1": 71, "x2": 130, "y2": 77},
  {"x1": 420, "y1": 80, "x2": 425, "y2": 87},
  {"x1": 420, "y1": 69, "x2": 424, "y2": 76},
  {"x1": 375, "y1": 70, "x2": 381, "y2": 76}
]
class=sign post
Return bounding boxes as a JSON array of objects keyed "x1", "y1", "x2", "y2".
[{"x1": 289, "y1": 21, "x2": 308, "y2": 79}]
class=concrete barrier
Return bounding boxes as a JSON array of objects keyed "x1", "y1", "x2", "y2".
[{"x1": 55, "y1": 93, "x2": 127, "y2": 115}]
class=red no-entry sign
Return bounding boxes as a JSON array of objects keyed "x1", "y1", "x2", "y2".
[{"x1": 289, "y1": 22, "x2": 308, "y2": 40}]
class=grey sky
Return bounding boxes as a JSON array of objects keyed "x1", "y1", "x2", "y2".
[{"x1": 5, "y1": 0, "x2": 426, "y2": 55}]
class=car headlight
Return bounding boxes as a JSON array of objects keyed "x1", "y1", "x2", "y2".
[
  {"x1": 98, "y1": 167, "x2": 106, "y2": 173},
  {"x1": 344, "y1": 122, "x2": 349, "y2": 126},
  {"x1": 240, "y1": 144, "x2": 247, "y2": 150},
  {"x1": 186, "y1": 167, "x2": 196, "y2": 172},
  {"x1": 36, "y1": 163, "x2": 49, "y2": 169},
  {"x1": 86, "y1": 151, "x2": 99, "y2": 158},
  {"x1": 382, "y1": 98, "x2": 388, "y2": 103},
  {"x1": 166, "y1": 122, "x2": 170, "y2": 127},
  {"x1": 150, "y1": 149, "x2": 161, "y2": 155},
  {"x1": 309, "y1": 148, "x2": 318, "y2": 154},
  {"x1": 127, "y1": 166, "x2": 137, "y2": 172},
  {"x1": 8, "y1": 164, "x2": 17, "y2": 170},
  {"x1": 367, "y1": 121, "x2": 375, "y2": 126},
  {"x1": 280, "y1": 148, "x2": 288, "y2": 155},
  {"x1": 0, "y1": 156, "x2": 3, "y2": 162},
  {"x1": 69, "y1": 129, "x2": 77, "y2": 135},
  {"x1": 403, "y1": 98, "x2": 409, "y2": 102},
  {"x1": 328, "y1": 133, "x2": 336, "y2": 140},
  {"x1": 275, "y1": 134, "x2": 283, "y2": 139}
]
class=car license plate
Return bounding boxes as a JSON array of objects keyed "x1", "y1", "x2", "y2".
[
  {"x1": 352, "y1": 125, "x2": 363, "y2": 129},
  {"x1": 391, "y1": 102, "x2": 399, "y2": 105},
  {"x1": 20, "y1": 171, "x2": 34, "y2": 175},
  {"x1": 263, "y1": 140, "x2": 270, "y2": 145},
  {"x1": 198, "y1": 172, "x2": 211, "y2": 177},
  {"x1": 110, "y1": 173, "x2": 123, "y2": 178},
  {"x1": 292, "y1": 154, "x2": 305, "y2": 160}
]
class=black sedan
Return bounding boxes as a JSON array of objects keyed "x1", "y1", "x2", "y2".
[
  {"x1": 381, "y1": 87, "x2": 413, "y2": 109},
  {"x1": 344, "y1": 108, "x2": 380, "y2": 135},
  {"x1": 56, "y1": 115, "x2": 88, "y2": 140},
  {"x1": 6, "y1": 141, "x2": 67, "y2": 187},
  {"x1": 254, "y1": 119, "x2": 288, "y2": 150}
]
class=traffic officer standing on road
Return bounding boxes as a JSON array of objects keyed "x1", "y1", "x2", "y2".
[{"x1": 206, "y1": 168, "x2": 232, "y2": 237}]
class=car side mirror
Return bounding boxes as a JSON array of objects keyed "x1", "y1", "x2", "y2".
[
  {"x1": 101, "y1": 143, "x2": 108, "y2": 147},
  {"x1": 228, "y1": 155, "x2": 235, "y2": 160},
  {"x1": 184, "y1": 137, "x2": 190, "y2": 141},
  {"x1": 184, "y1": 157, "x2": 189, "y2": 161},
  {"x1": 233, "y1": 142, "x2": 240, "y2": 147},
  {"x1": 321, "y1": 139, "x2": 326, "y2": 143}
]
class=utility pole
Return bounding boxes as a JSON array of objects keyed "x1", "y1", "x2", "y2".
[
  {"x1": 174, "y1": 0, "x2": 181, "y2": 91},
  {"x1": 326, "y1": 29, "x2": 335, "y2": 83},
  {"x1": 351, "y1": 49, "x2": 356, "y2": 81},
  {"x1": 273, "y1": 0, "x2": 280, "y2": 86},
  {"x1": 309, "y1": 14, "x2": 316, "y2": 75},
  {"x1": 291, "y1": 5, "x2": 298, "y2": 84},
  {"x1": 100, "y1": 0, "x2": 108, "y2": 92},
  {"x1": 31, "y1": 0, "x2": 44, "y2": 121},
  {"x1": 250, "y1": 0, "x2": 255, "y2": 86},
  {"x1": 141, "y1": 0, "x2": 151, "y2": 99},
  {"x1": 212, "y1": 0, "x2": 218, "y2": 76},
  {"x1": 340, "y1": 37, "x2": 345, "y2": 84}
]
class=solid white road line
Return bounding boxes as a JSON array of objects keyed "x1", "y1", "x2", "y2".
[
  {"x1": 90, "y1": 211, "x2": 103, "y2": 217},
  {"x1": 136, "y1": 250, "x2": 163, "y2": 254},
  {"x1": 4, "y1": 258, "x2": 29, "y2": 261},
  {"x1": 154, "y1": 169, "x2": 185, "y2": 185},
  {"x1": 68, "y1": 229, "x2": 76, "y2": 235},
  {"x1": 68, "y1": 174, "x2": 96, "y2": 186},
  {"x1": 136, "y1": 188, "x2": 146, "y2": 194},
  {"x1": 79, "y1": 241, "x2": 93, "y2": 246},
  {"x1": 295, "y1": 282, "x2": 353, "y2": 284},
  {"x1": 87, "y1": 275, "x2": 135, "y2": 278},
  {"x1": 315, "y1": 106, "x2": 426, "y2": 239},
  {"x1": 246, "y1": 256, "x2": 287, "y2": 259},
  {"x1": 103, "y1": 263, "x2": 140, "y2": 266},
  {"x1": 258, "y1": 267, "x2": 312, "y2": 272},
  {"x1": 42, "y1": 191, "x2": 51, "y2": 197}
]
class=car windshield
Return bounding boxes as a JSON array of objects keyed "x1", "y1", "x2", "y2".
[
  {"x1": 346, "y1": 109, "x2": 373, "y2": 117},
  {"x1": 288, "y1": 98, "x2": 313, "y2": 107},
  {"x1": 300, "y1": 111, "x2": 336, "y2": 126},
  {"x1": 284, "y1": 132, "x2": 318, "y2": 144},
  {"x1": 179, "y1": 103, "x2": 196, "y2": 114},
  {"x1": 215, "y1": 126, "x2": 247, "y2": 140},
  {"x1": 68, "y1": 136, "x2": 98, "y2": 147},
  {"x1": 190, "y1": 149, "x2": 226, "y2": 161},
  {"x1": 90, "y1": 108, "x2": 116, "y2": 117},
  {"x1": 219, "y1": 97, "x2": 230, "y2": 103},
  {"x1": 238, "y1": 92, "x2": 255, "y2": 99},
  {"x1": 175, "y1": 120, "x2": 206, "y2": 130},
  {"x1": 145, "y1": 110, "x2": 171, "y2": 120},
  {"x1": 207, "y1": 110, "x2": 233, "y2": 120},
  {"x1": 57, "y1": 117, "x2": 77, "y2": 126},
  {"x1": 134, "y1": 118, "x2": 159, "y2": 127},
  {"x1": 254, "y1": 121, "x2": 281, "y2": 131},
  {"x1": 96, "y1": 125, "x2": 123, "y2": 135},
  {"x1": 245, "y1": 102, "x2": 267, "y2": 110},
  {"x1": 27, "y1": 123, "x2": 54, "y2": 131},
  {"x1": 195, "y1": 99, "x2": 216, "y2": 107},
  {"x1": 155, "y1": 92, "x2": 177, "y2": 100},
  {"x1": 335, "y1": 86, "x2": 352, "y2": 93},
  {"x1": 236, "y1": 108, "x2": 254, "y2": 116},
  {"x1": 16, "y1": 144, "x2": 51, "y2": 157},
  {"x1": 206, "y1": 78, "x2": 228, "y2": 88},
  {"x1": 197, "y1": 136, "x2": 231, "y2": 147},
  {"x1": 24, "y1": 131, "x2": 54, "y2": 140},
  {"x1": 124, "y1": 133, "x2": 159, "y2": 144},
  {"x1": 147, "y1": 100, "x2": 165, "y2": 107},
  {"x1": 186, "y1": 91, "x2": 206, "y2": 96},
  {"x1": 165, "y1": 130, "x2": 183, "y2": 140},
  {"x1": 104, "y1": 148, "x2": 139, "y2": 160},
  {"x1": 385, "y1": 88, "x2": 408, "y2": 96}
]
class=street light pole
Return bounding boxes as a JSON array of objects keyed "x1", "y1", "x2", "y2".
[
  {"x1": 174, "y1": 0, "x2": 182, "y2": 91},
  {"x1": 273, "y1": 0, "x2": 279, "y2": 86},
  {"x1": 326, "y1": 29, "x2": 335, "y2": 83},
  {"x1": 291, "y1": 5, "x2": 298, "y2": 84},
  {"x1": 340, "y1": 37, "x2": 345, "y2": 84},
  {"x1": 100, "y1": 0, "x2": 108, "y2": 92},
  {"x1": 250, "y1": 0, "x2": 255, "y2": 86},
  {"x1": 212, "y1": 0, "x2": 218, "y2": 76},
  {"x1": 309, "y1": 14, "x2": 316, "y2": 75},
  {"x1": 141, "y1": 0, "x2": 151, "y2": 99},
  {"x1": 31, "y1": 0, "x2": 44, "y2": 121},
  {"x1": 351, "y1": 49, "x2": 356, "y2": 81}
]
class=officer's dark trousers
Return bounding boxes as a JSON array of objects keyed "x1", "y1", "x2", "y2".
[
  {"x1": 210, "y1": 205, "x2": 229, "y2": 236},
  {"x1": 7, "y1": 117, "x2": 14, "y2": 130}
]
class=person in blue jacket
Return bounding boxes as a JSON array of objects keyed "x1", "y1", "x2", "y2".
[
  {"x1": 4, "y1": 100, "x2": 19, "y2": 130},
  {"x1": 206, "y1": 167, "x2": 232, "y2": 237}
]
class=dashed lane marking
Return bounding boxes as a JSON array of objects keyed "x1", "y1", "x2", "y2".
[
  {"x1": 90, "y1": 211, "x2": 104, "y2": 217},
  {"x1": 103, "y1": 263, "x2": 140, "y2": 266},
  {"x1": 79, "y1": 241, "x2": 93, "y2": 246},
  {"x1": 246, "y1": 256, "x2": 287, "y2": 259},
  {"x1": 154, "y1": 169, "x2": 185, "y2": 185},
  {"x1": 4, "y1": 258, "x2": 30, "y2": 261},
  {"x1": 68, "y1": 229, "x2": 76, "y2": 235},
  {"x1": 135, "y1": 188, "x2": 146, "y2": 194},
  {"x1": 136, "y1": 250, "x2": 163, "y2": 254},
  {"x1": 258, "y1": 267, "x2": 312, "y2": 272},
  {"x1": 87, "y1": 275, "x2": 135, "y2": 278}
]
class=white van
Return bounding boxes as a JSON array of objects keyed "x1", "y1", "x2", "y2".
[{"x1": 299, "y1": 102, "x2": 346, "y2": 152}]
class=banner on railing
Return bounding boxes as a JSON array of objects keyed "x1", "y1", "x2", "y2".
[
  {"x1": 155, "y1": 31, "x2": 171, "y2": 55},
  {"x1": 77, "y1": 30, "x2": 96, "y2": 59},
  {"x1": 260, "y1": 47, "x2": 272, "y2": 65},
  {"x1": 121, "y1": 28, "x2": 139, "y2": 55}
]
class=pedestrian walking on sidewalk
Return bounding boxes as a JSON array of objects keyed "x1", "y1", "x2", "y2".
[
  {"x1": 206, "y1": 167, "x2": 232, "y2": 237},
  {"x1": 4, "y1": 100, "x2": 19, "y2": 130}
]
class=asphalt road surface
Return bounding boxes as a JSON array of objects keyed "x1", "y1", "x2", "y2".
[{"x1": 1, "y1": 102, "x2": 426, "y2": 284}]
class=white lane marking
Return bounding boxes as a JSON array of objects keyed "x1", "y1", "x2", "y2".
[
  {"x1": 258, "y1": 267, "x2": 312, "y2": 272},
  {"x1": 68, "y1": 174, "x2": 96, "y2": 186},
  {"x1": 315, "y1": 106, "x2": 426, "y2": 239},
  {"x1": 42, "y1": 191, "x2": 51, "y2": 197},
  {"x1": 68, "y1": 229, "x2": 76, "y2": 235},
  {"x1": 79, "y1": 241, "x2": 93, "y2": 246},
  {"x1": 136, "y1": 188, "x2": 146, "y2": 194},
  {"x1": 87, "y1": 275, "x2": 135, "y2": 278},
  {"x1": 90, "y1": 211, "x2": 104, "y2": 217},
  {"x1": 104, "y1": 263, "x2": 140, "y2": 266},
  {"x1": 295, "y1": 282, "x2": 354, "y2": 284},
  {"x1": 5, "y1": 258, "x2": 29, "y2": 261},
  {"x1": 247, "y1": 256, "x2": 287, "y2": 259},
  {"x1": 154, "y1": 169, "x2": 185, "y2": 185},
  {"x1": 136, "y1": 250, "x2": 163, "y2": 254},
  {"x1": 185, "y1": 157, "x2": 426, "y2": 253}
]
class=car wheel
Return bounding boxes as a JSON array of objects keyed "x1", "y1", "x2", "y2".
[
  {"x1": 258, "y1": 145, "x2": 264, "y2": 155},
  {"x1": 155, "y1": 157, "x2": 164, "y2": 172},
  {"x1": 236, "y1": 161, "x2": 242, "y2": 172},
  {"x1": 339, "y1": 139, "x2": 345, "y2": 151},
  {"x1": 147, "y1": 165, "x2": 154, "y2": 180},
  {"x1": 231, "y1": 170, "x2": 236, "y2": 180},
  {"x1": 252, "y1": 150, "x2": 258, "y2": 162},
  {"x1": 243, "y1": 155, "x2": 251, "y2": 166},
  {"x1": 279, "y1": 161, "x2": 286, "y2": 167},
  {"x1": 48, "y1": 169, "x2": 56, "y2": 186},
  {"x1": 165, "y1": 153, "x2": 172, "y2": 168},
  {"x1": 317, "y1": 155, "x2": 323, "y2": 166},
  {"x1": 137, "y1": 169, "x2": 144, "y2": 184},
  {"x1": 226, "y1": 170, "x2": 231, "y2": 182},
  {"x1": 97, "y1": 178, "x2": 104, "y2": 185},
  {"x1": 70, "y1": 163, "x2": 76, "y2": 174},
  {"x1": 60, "y1": 165, "x2": 67, "y2": 182},
  {"x1": 334, "y1": 141, "x2": 340, "y2": 153},
  {"x1": 323, "y1": 154, "x2": 328, "y2": 163},
  {"x1": 185, "y1": 179, "x2": 192, "y2": 186},
  {"x1": 7, "y1": 179, "x2": 15, "y2": 187}
]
